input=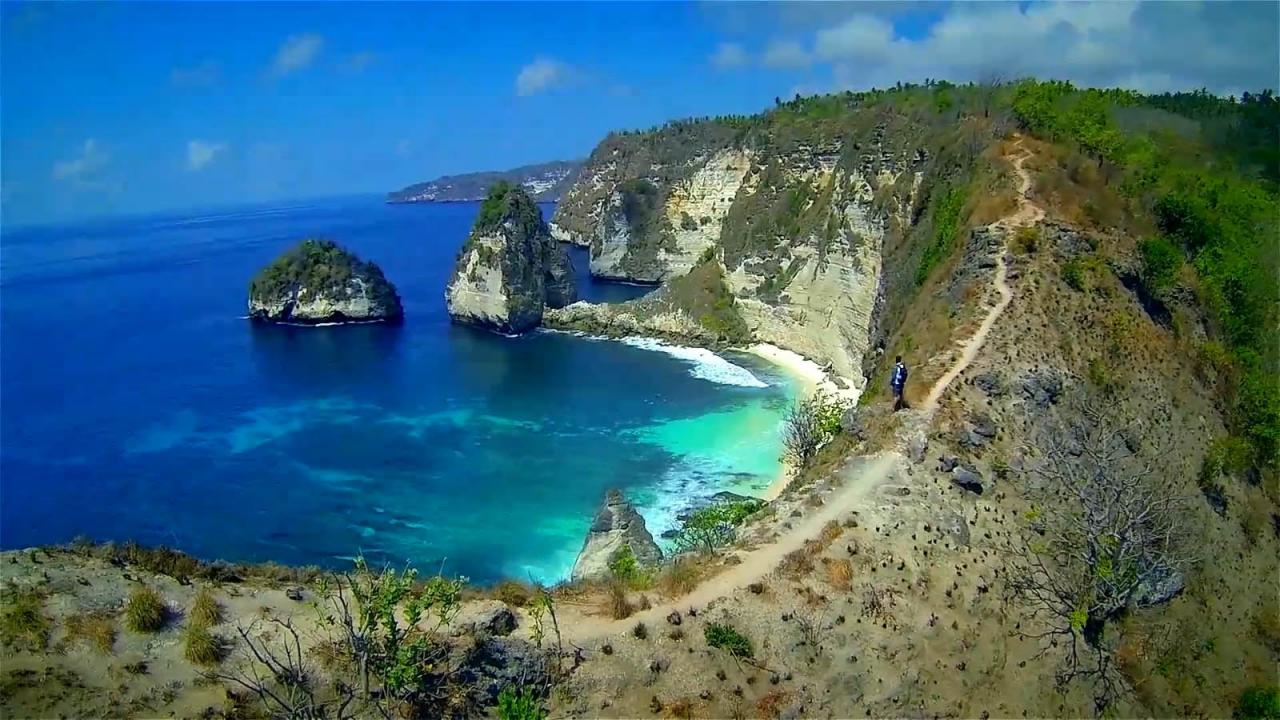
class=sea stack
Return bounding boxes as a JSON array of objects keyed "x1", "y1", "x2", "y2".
[
  {"x1": 445, "y1": 181, "x2": 576, "y2": 333},
  {"x1": 248, "y1": 239, "x2": 403, "y2": 324},
  {"x1": 572, "y1": 489, "x2": 663, "y2": 581}
]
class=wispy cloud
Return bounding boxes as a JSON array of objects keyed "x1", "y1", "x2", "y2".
[
  {"x1": 51, "y1": 139, "x2": 110, "y2": 186},
  {"x1": 170, "y1": 61, "x2": 220, "y2": 88},
  {"x1": 340, "y1": 51, "x2": 377, "y2": 74},
  {"x1": 186, "y1": 140, "x2": 227, "y2": 172},
  {"x1": 515, "y1": 57, "x2": 573, "y2": 96},
  {"x1": 709, "y1": 42, "x2": 749, "y2": 70},
  {"x1": 762, "y1": 40, "x2": 813, "y2": 69},
  {"x1": 269, "y1": 33, "x2": 324, "y2": 78}
]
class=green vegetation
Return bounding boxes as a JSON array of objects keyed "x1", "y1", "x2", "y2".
[
  {"x1": 672, "y1": 498, "x2": 764, "y2": 555},
  {"x1": 607, "y1": 544, "x2": 651, "y2": 589},
  {"x1": 782, "y1": 391, "x2": 849, "y2": 469},
  {"x1": 189, "y1": 586, "x2": 223, "y2": 627},
  {"x1": 124, "y1": 585, "x2": 167, "y2": 633},
  {"x1": 1235, "y1": 685, "x2": 1280, "y2": 720},
  {"x1": 915, "y1": 186, "x2": 968, "y2": 285},
  {"x1": 474, "y1": 180, "x2": 545, "y2": 240},
  {"x1": 1138, "y1": 236, "x2": 1183, "y2": 298},
  {"x1": 704, "y1": 622, "x2": 753, "y2": 658},
  {"x1": 249, "y1": 239, "x2": 395, "y2": 310},
  {"x1": 0, "y1": 586, "x2": 51, "y2": 651},
  {"x1": 181, "y1": 622, "x2": 225, "y2": 666},
  {"x1": 1011, "y1": 80, "x2": 1279, "y2": 472},
  {"x1": 662, "y1": 259, "x2": 751, "y2": 343},
  {"x1": 497, "y1": 686, "x2": 547, "y2": 720},
  {"x1": 65, "y1": 611, "x2": 117, "y2": 654}
]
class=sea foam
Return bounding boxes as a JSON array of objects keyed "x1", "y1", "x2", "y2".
[{"x1": 619, "y1": 337, "x2": 768, "y2": 388}]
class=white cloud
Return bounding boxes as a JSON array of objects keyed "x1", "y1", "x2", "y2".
[
  {"x1": 186, "y1": 140, "x2": 227, "y2": 172},
  {"x1": 762, "y1": 40, "x2": 812, "y2": 69},
  {"x1": 52, "y1": 139, "x2": 109, "y2": 185},
  {"x1": 341, "y1": 51, "x2": 377, "y2": 74},
  {"x1": 709, "y1": 42, "x2": 749, "y2": 70},
  {"x1": 516, "y1": 57, "x2": 572, "y2": 96},
  {"x1": 774, "y1": 1, "x2": 1277, "y2": 95},
  {"x1": 269, "y1": 33, "x2": 324, "y2": 78},
  {"x1": 170, "y1": 61, "x2": 220, "y2": 87}
]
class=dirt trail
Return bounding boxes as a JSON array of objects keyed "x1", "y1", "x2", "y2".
[
  {"x1": 560, "y1": 452, "x2": 902, "y2": 642},
  {"x1": 922, "y1": 138, "x2": 1042, "y2": 411},
  {"x1": 558, "y1": 140, "x2": 1042, "y2": 644}
]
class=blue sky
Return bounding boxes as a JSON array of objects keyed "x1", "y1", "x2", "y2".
[{"x1": 3, "y1": 1, "x2": 1276, "y2": 227}]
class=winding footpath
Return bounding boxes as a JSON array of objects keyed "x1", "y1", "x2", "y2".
[{"x1": 559, "y1": 139, "x2": 1044, "y2": 643}]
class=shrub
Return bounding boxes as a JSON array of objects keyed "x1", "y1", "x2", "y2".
[
  {"x1": 704, "y1": 622, "x2": 753, "y2": 658},
  {"x1": 497, "y1": 685, "x2": 547, "y2": 720},
  {"x1": 65, "y1": 611, "x2": 117, "y2": 654},
  {"x1": 1235, "y1": 685, "x2": 1280, "y2": 720},
  {"x1": 189, "y1": 587, "x2": 223, "y2": 627},
  {"x1": 782, "y1": 391, "x2": 848, "y2": 469},
  {"x1": 492, "y1": 580, "x2": 533, "y2": 607},
  {"x1": 124, "y1": 585, "x2": 167, "y2": 633},
  {"x1": 607, "y1": 544, "x2": 653, "y2": 589},
  {"x1": 0, "y1": 587, "x2": 51, "y2": 651},
  {"x1": 181, "y1": 622, "x2": 224, "y2": 666},
  {"x1": 606, "y1": 582, "x2": 635, "y2": 620},
  {"x1": 632, "y1": 621, "x2": 648, "y2": 640},
  {"x1": 657, "y1": 557, "x2": 701, "y2": 596},
  {"x1": 1139, "y1": 235, "x2": 1183, "y2": 298},
  {"x1": 1062, "y1": 258, "x2": 1087, "y2": 291},
  {"x1": 1013, "y1": 225, "x2": 1040, "y2": 254},
  {"x1": 824, "y1": 558, "x2": 853, "y2": 590}
]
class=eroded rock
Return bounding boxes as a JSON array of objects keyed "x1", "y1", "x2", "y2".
[
  {"x1": 249, "y1": 239, "x2": 403, "y2": 324},
  {"x1": 571, "y1": 489, "x2": 662, "y2": 581}
]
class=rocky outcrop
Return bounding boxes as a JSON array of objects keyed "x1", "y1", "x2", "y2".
[
  {"x1": 571, "y1": 489, "x2": 663, "y2": 581},
  {"x1": 248, "y1": 239, "x2": 403, "y2": 324},
  {"x1": 445, "y1": 182, "x2": 576, "y2": 333}
]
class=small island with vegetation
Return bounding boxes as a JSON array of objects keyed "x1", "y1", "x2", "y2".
[{"x1": 248, "y1": 239, "x2": 404, "y2": 325}]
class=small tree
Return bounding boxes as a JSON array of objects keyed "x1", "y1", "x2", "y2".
[
  {"x1": 1008, "y1": 394, "x2": 1196, "y2": 712},
  {"x1": 782, "y1": 391, "x2": 846, "y2": 469},
  {"x1": 672, "y1": 498, "x2": 764, "y2": 555}
]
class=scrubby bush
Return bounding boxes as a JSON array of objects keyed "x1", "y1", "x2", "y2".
[
  {"x1": 1013, "y1": 225, "x2": 1040, "y2": 254},
  {"x1": 1062, "y1": 258, "x2": 1087, "y2": 291},
  {"x1": 1235, "y1": 685, "x2": 1280, "y2": 720},
  {"x1": 497, "y1": 685, "x2": 547, "y2": 720},
  {"x1": 607, "y1": 544, "x2": 652, "y2": 589},
  {"x1": 606, "y1": 582, "x2": 635, "y2": 620},
  {"x1": 704, "y1": 622, "x2": 753, "y2": 658},
  {"x1": 672, "y1": 498, "x2": 764, "y2": 555},
  {"x1": 782, "y1": 391, "x2": 848, "y2": 469},
  {"x1": 125, "y1": 585, "x2": 167, "y2": 633},
  {"x1": 492, "y1": 580, "x2": 533, "y2": 607},
  {"x1": 189, "y1": 586, "x2": 223, "y2": 627},
  {"x1": 632, "y1": 621, "x2": 649, "y2": 640},
  {"x1": 1139, "y1": 235, "x2": 1183, "y2": 298},
  {"x1": 65, "y1": 611, "x2": 117, "y2": 654}
]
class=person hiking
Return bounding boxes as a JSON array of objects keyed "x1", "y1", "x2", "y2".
[{"x1": 891, "y1": 355, "x2": 908, "y2": 411}]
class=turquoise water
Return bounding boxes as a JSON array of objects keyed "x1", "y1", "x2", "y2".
[{"x1": 0, "y1": 196, "x2": 799, "y2": 583}]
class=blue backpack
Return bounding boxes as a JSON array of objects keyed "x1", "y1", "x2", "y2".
[{"x1": 891, "y1": 362, "x2": 907, "y2": 389}]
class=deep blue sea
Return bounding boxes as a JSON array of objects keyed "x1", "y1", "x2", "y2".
[{"x1": 0, "y1": 195, "x2": 798, "y2": 583}]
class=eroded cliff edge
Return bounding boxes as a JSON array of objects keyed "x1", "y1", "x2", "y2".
[
  {"x1": 549, "y1": 98, "x2": 1010, "y2": 395},
  {"x1": 248, "y1": 239, "x2": 404, "y2": 324}
]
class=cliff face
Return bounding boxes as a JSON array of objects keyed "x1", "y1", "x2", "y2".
[
  {"x1": 572, "y1": 489, "x2": 663, "y2": 581},
  {"x1": 248, "y1": 239, "x2": 403, "y2": 324},
  {"x1": 550, "y1": 100, "x2": 986, "y2": 393},
  {"x1": 388, "y1": 160, "x2": 581, "y2": 203},
  {"x1": 445, "y1": 182, "x2": 577, "y2": 333}
]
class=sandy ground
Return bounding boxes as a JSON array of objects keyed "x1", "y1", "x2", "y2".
[{"x1": 743, "y1": 343, "x2": 861, "y2": 404}]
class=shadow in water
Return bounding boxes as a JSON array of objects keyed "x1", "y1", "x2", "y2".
[{"x1": 247, "y1": 321, "x2": 406, "y2": 390}]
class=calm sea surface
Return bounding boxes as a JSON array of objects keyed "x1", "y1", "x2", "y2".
[{"x1": 0, "y1": 196, "x2": 797, "y2": 583}]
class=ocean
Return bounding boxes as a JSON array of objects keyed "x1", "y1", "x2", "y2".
[{"x1": 0, "y1": 195, "x2": 799, "y2": 584}]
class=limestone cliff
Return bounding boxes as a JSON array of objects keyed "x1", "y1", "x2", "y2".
[
  {"x1": 550, "y1": 98, "x2": 996, "y2": 395},
  {"x1": 572, "y1": 489, "x2": 662, "y2": 581},
  {"x1": 445, "y1": 182, "x2": 576, "y2": 333},
  {"x1": 248, "y1": 239, "x2": 403, "y2": 324}
]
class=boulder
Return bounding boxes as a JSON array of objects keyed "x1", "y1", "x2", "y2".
[
  {"x1": 571, "y1": 489, "x2": 663, "y2": 581},
  {"x1": 248, "y1": 239, "x2": 403, "y2": 324},
  {"x1": 453, "y1": 637, "x2": 550, "y2": 705},
  {"x1": 1021, "y1": 369, "x2": 1064, "y2": 409},
  {"x1": 973, "y1": 371, "x2": 1007, "y2": 397},
  {"x1": 451, "y1": 600, "x2": 517, "y2": 637},
  {"x1": 445, "y1": 182, "x2": 577, "y2": 333},
  {"x1": 951, "y1": 464, "x2": 989, "y2": 494},
  {"x1": 959, "y1": 413, "x2": 998, "y2": 450},
  {"x1": 1133, "y1": 566, "x2": 1185, "y2": 607}
]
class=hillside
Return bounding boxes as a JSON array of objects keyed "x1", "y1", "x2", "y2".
[
  {"x1": 3, "y1": 82, "x2": 1278, "y2": 720},
  {"x1": 387, "y1": 160, "x2": 581, "y2": 203}
]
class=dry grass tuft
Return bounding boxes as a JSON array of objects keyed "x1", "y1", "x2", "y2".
[
  {"x1": 124, "y1": 585, "x2": 167, "y2": 633},
  {"x1": 1253, "y1": 605, "x2": 1280, "y2": 654},
  {"x1": 606, "y1": 582, "x2": 635, "y2": 620},
  {"x1": 657, "y1": 557, "x2": 703, "y2": 597},
  {"x1": 181, "y1": 622, "x2": 225, "y2": 666},
  {"x1": 0, "y1": 586, "x2": 51, "y2": 651},
  {"x1": 756, "y1": 690, "x2": 792, "y2": 720},
  {"x1": 777, "y1": 548, "x2": 815, "y2": 580},
  {"x1": 818, "y1": 520, "x2": 843, "y2": 546},
  {"x1": 65, "y1": 611, "x2": 117, "y2": 654},
  {"x1": 663, "y1": 697, "x2": 696, "y2": 719},
  {"x1": 189, "y1": 586, "x2": 223, "y2": 627},
  {"x1": 491, "y1": 580, "x2": 534, "y2": 607},
  {"x1": 823, "y1": 558, "x2": 853, "y2": 590}
]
